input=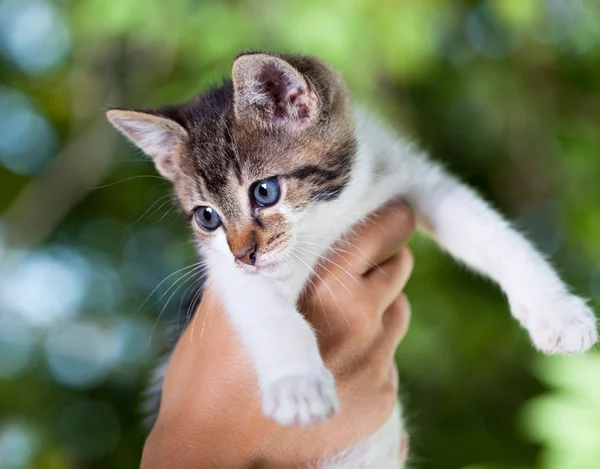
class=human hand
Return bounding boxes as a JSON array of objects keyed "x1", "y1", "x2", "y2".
[{"x1": 140, "y1": 202, "x2": 415, "y2": 468}]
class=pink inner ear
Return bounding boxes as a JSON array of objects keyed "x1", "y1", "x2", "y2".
[{"x1": 260, "y1": 66, "x2": 313, "y2": 122}]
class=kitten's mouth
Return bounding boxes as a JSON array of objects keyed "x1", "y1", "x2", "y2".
[{"x1": 236, "y1": 257, "x2": 282, "y2": 274}]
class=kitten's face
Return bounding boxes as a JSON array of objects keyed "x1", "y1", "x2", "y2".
[{"x1": 107, "y1": 53, "x2": 356, "y2": 276}]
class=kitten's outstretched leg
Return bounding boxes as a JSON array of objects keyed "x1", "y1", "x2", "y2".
[
  {"x1": 212, "y1": 268, "x2": 339, "y2": 426},
  {"x1": 358, "y1": 113, "x2": 597, "y2": 354},
  {"x1": 404, "y1": 153, "x2": 598, "y2": 354}
]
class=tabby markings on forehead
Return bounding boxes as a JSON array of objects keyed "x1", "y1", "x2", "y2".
[
  {"x1": 284, "y1": 165, "x2": 344, "y2": 184},
  {"x1": 309, "y1": 181, "x2": 348, "y2": 202}
]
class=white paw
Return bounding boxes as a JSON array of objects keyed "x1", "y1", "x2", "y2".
[
  {"x1": 262, "y1": 368, "x2": 339, "y2": 427},
  {"x1": 515, "y1": 294, "x2": 598, "y2": 354}
]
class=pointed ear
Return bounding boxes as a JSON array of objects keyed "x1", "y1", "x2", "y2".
[
  {"x1": 232, "y1": 53, "x2": 320, "y2": 131},
  {"x1": 106, "y1": 109, "x2": 188, "y2": 181}
]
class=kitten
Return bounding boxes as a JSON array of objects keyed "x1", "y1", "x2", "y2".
[{"x1": 107, "y1": 53, "x2": 598, "y2": 468}]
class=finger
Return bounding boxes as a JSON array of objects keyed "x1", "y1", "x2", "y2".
[
  {"x1": 379, "y1": 294, "x2": 411, "y2": 355},
  {"x1": 324, "y1": 201, "x2": 415, "y2": 278},
  {"x1": 362, "y1": 294, "x2": 410, "y2": 381},
  {"x1": 388, "y1": 364, "x2": 399, "y2": 392},
  {"x1": 363, "y1": 247, "x2": 414, "y2": 311}
]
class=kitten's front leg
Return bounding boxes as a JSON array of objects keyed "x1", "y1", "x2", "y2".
[
  {"x1": 404, "y1": 157, "x2": 598, "y2": 354},
  {"x1": 361, "y1": 112, "x2": 597, "y2": 354},
  {"x1": 213, "y1": 269, "x2": 339, "y2": 426}
]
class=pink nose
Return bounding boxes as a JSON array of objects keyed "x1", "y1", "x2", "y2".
[{"x1": 233, "y1": 243, "x2": 257, "y2": 265}]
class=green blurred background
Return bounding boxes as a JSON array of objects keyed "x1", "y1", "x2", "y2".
[{"x1": 1, "y1": 0, "x2": 600, "y2": 468}]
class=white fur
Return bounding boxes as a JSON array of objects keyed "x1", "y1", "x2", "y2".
[
  {"x1": 200, "y1": 107, "x2": 597, "y2": 468},
  {"x1": 312, "y1": 405, "x2": 404, "y2": 469}
]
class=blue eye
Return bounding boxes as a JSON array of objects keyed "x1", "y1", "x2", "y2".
[
  {"x1": 252, "y1": 177, "x2": 280, "y2": 207},
  {"x1": 194, "y1": 206, "x2": 221, "y2": 231}
]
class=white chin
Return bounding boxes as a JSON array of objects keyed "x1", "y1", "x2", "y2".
[
  {"x1": 235, "y1": 261, "x2": 282, "y2": 275},
  {"x1": 260, "y1": 260, "x2": 293, "y2": 278}
]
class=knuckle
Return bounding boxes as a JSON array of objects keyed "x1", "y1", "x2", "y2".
[
  {"x1": 344, "y1": 288, "x2": 376, "y2": 320},
  {"x1": 348, "y1": 311, "x2": 373, "y2": 337},
  {"x1": 392, "y1": 293, "x2": 409, "y2": 313},
  {"x1": 343, "y1": 313, "x2": 378, "y2": 344},
  {"x1": 380, "y1": 380, "x2": 399, "y2": 407},
  {"x1": 385, "y1": 294, "x2": 411, "y2": 328},
  {"x1": 393, "y1": 203, "x2": 416, "y2": 234},
  {"x1": 359, "y1": 292, "x2": 379, "y2": 317},
  {"x1": 369, "y1": 384, "x2": 397, "y2": 427},
  {"x1": 397, "y1": 293, "x2": 411, "y2": 314},
  {"x1": 384, "y1": 301, "x2": 401, "y2": 323},
  {"x1": 365, "y1": 334, "x2": 393, "y2": 367}
]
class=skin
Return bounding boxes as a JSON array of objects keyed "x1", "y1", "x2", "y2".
[{"x1": 141, "y1": 202, "x2": 415, "y2": 468}]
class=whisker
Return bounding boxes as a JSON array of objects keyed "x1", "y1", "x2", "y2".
[
  {"x1": 285, "y1": 252, "x2": 331, "y2": 334},
  {"x1": 136, "y1": 261, "x2": 206, "y2": 315},
  {"x1": 152, "y1": 263, "x2": 209, "y2": 308},
  {"x1": 297, "y1": 250, "x2": 357, "y2": 302},
  {"x1": 288, "y1": 250, "x2": 350, "y2": 329},
  {"x1": 123, "y1": 194, "x2": 174, "y2": 231},
  {"x1": 197, "y1": 276, "x2": 217, "y2": 345},
  {"x1": 156, "y1": 203, "x2": 177, "y2": 223},
  {"x1": 177, "y1": 269, "x2": 206, "y2": 324},
  {"x1": 163, "y1": 208, "x2": 183, "y2": 230},
  {"x1": 296, "y1": 241, "x2": 366, "y2": 271},
  {"x1": 149, "y1": 265, "x2": 208, "y2": 341},
  {"x1": 188, "y1": 275, "x2": 212, "y2": 345},
  {"x1": 297, "y1": 236, "x2": 386, "y2": 277},
  {"x1": 89, "y1": 174, "x2": 167, "y2": 190},
  {"x1": 293, "y1": 245, "x2": 361, "y2": 287},
  {"x1": 292, "y1": 248, "x2": 368, "y2": 325},
  {"x1": 184, "y1": 283, "x2": 205, "y2": 331}
]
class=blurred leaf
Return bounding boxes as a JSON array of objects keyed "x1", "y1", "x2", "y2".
[
  {"x1": 521, "y1": 353, "x2": 600, "y2": 469},
  {"x1": 491, "y1": 0, "x2": 541, "y2": 32}
]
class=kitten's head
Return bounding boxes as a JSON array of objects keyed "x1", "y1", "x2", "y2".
[{"x1": 107, "y1": 53, "x2": 356, "y2": 276}]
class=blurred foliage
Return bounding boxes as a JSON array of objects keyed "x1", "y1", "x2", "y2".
[
  {"x1": 0, "y1": 0, "x2": 599, "y2": 468},
  {"x1": 520, "y1": 353, "x2": 600, "y2": 469}
]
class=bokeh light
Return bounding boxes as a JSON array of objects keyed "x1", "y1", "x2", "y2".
[
  {"x1": 466, "y1": 3, "x2": 522, "y2": 59},
  {"x1": 113, "y1": 317, "x2": 152, "y2": 367},
  {"x1": 44, "y1": 320, "x2": 120, "y2": 388},
  {"x1": 536, "y1": 0, "x2": 600, "y2": 53},
  {"x1": 0, "y1": 86, "x2": 57, "y2": 175},
  {"x1": 0, "y1": 422, "x2": 38, "y2": 469},
  {"x1": 0, "y1": 314, "x2": 36, "y2": 379},
  {"x1": 0, "y1": 248, "x2": 90, "y2": 328},
  {"x1": 0, "y1": 0, "x2": 71, "y2": 74}
]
